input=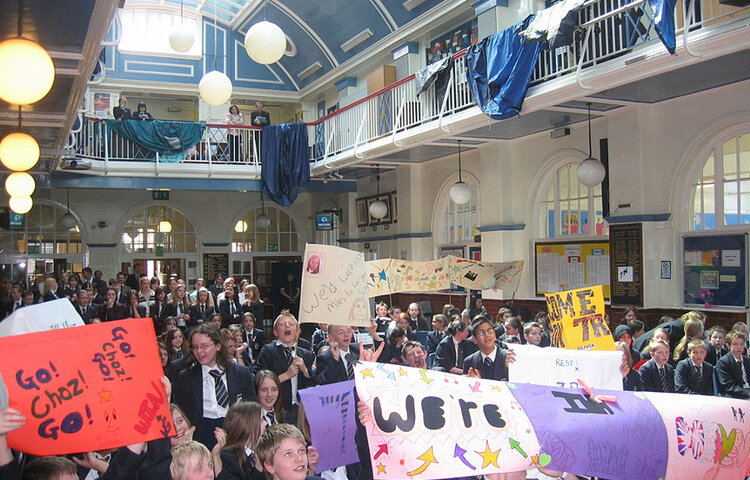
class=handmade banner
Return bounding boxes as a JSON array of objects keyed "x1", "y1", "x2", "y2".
[
  {"x1": 298, "y1": 380, "x2": 358, "y2": 472},
  {"x1": 0, "y1": 318, "x2": 174, "y2": 455},
  {"x1": 365, "y1": 256, "x2": 525, "y2": 297},
  {"x1": 0, "y1": 299, "x2": 84, "y2": 337},
  {"x1": 355, "y1": 362, "x2": 539, "y2": 480},
  {"x1": 643, "y1": 392, "x2": 750, "y2": 480},
  {"x1": 299, "y1": 244, "x2": 370, "y2": 326},
  {"x1": 545, "y1": 285, "x2": 615, "y2": 350},
  {"x1": 447, "y1": 257, "x2": 524, "y2": 293},
  {"x1": 508, "y1": 344, "x2": 623, "y2": 390}
]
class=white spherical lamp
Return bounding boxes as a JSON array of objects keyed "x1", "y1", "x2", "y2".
[
  {"x1": 256, "y1": 213, "x2": 271, "y2": 229},
  {"x1": 449, "y1": 181, "x2": 472, "y2": 205},
  {"x1": 199, "y1": 70, "x2": 232, "y2": 106},
  {"x1": 9, "y1": 196, "x2": 32, "y2": 214},
  {"x1": 234, "y1": 220, "x2": 248, "y2": 233},
  {"x1": 577, "y1": 157, "x2": 606, "y2": 187},
  {"x1": 244, "y1": 21, "x2": 286, "y2": 64},
  {"x1": 168, "y1": 23, "x2": 195, "y2": 53},
  {"x1": 0, "y1": 132, "x2": 40, "y2": 171},
  {"x1": 60, "y1": 212, "x2": 77, "y2": 229},
  {"x1": 158, "y1": 220, "x2": 172, "y2": 233},
  {"x1": 368, "y1": 200, "x2": 387, "y2": 220},
  {"x1": 5, "y1": 172, "x2": 35, "y2": 198},
  {"x1": 0, "y1": 38, "x2": 55, "y2": 105}
]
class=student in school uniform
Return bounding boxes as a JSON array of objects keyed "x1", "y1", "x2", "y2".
[
  {"x1": 433, "y1": 319, "x2": 471, "y2": 374},
  {"x1": 172, "y1": 323, "x2": 257, "y2": 449},
  {"x1": 462, "y1": 317, "x2": 515, "y2": 381},
  {"x1": 639, "y1": 339, "x2": 675, "y2": 393},
  {"x1": 253, "y1": 311, "x2": 314, "y2": 424},
  {"x1": 705, "y1": 326, "x2": 729, "y2": 366},
  {"x1": 716, "y1": 330, "x2": 750, "y2": 398},
  {"x1": 675, "y1": 339, "x2": 715, "y2": 395}
]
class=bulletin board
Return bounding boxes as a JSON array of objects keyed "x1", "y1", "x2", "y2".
[
  {"x1": 534, "y1": 240, "x2": 610, "y2": 298},
  {"x1": 683, "y1": 233, "x2": 748, "y2": 308}
]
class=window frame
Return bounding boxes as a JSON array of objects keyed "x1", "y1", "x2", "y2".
[{"x1": 117, "y1": 7, "x2": 203, "y2": 60}]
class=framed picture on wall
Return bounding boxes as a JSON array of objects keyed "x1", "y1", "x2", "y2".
[
  {"x1": 389, "y1": 192, "x2": 397, "y2": 223},
  {"x1": 356, "y1": 198, "x2": 369, "y2": 227}
]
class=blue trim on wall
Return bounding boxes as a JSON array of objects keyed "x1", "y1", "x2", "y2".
[
  {"x1": 478, "y1": 224, "x2": 526, "y2": 232},
  {"x1": 391, "y1": 41, "x2": 419, "y2": 57},
  {"x1": 87, "y1": 243, "x2": 117, "y2": 248},
  {"x1": 46, "y1": 173, "x2": 357, "y2": 193},
  {"x1": 340, "y1": 232, "x2": 432, "y2": 243},
  {"x1": 605, "y1": 214, "x2": 671, "y2": 224},
  {"x1": 472, "y1": 0, "x2": 509, "y2": 16},
  {"x1": 334, "y1": 77, "x2": 357, "y2": 91},
  {"x1": 202, "y1": 243, "x2": 230, "y2": 247}
]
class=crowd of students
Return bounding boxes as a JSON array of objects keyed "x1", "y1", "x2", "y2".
[{"x1": 1, "y1": 272, "x2": 749, "y2": 480}]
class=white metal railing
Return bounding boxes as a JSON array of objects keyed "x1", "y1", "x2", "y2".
[
  {"x1": 72, "y1": 0, "x2": 747, "y2": 168},
  {"x1": 73, "y1": 117, "x2": 262, "y2": 166}
]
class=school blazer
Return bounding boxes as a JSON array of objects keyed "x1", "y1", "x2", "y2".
[
  {"x1": 462, "y1": 349, "x2": 509, "y2": 381},
  {"x1": 674, "y1": 359, "x2": 714, "y2": 395},
  {"x1": 638, "y1": 358, "x2": 675, "y2": 392},
  {"x1": 716, "y1": 353, "x2": 750, "y2": 398}
]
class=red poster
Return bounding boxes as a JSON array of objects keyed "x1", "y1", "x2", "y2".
[{"x1": 0, "y1": 319, "x2": 174, "y2": 455}]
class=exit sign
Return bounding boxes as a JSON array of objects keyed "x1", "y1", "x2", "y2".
[{"x1": 152, "y1": 191, "x2": 170, "y2": 200}]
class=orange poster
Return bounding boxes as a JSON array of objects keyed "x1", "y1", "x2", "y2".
[{"x1": 0, "y1": 318, "x2": 173, "y2": 455}]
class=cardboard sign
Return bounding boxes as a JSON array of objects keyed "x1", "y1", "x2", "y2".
[
  {"x1": 299, "y1": 244, "x2": 370, "y2": 326},
  {"x1": 0, "y1": 299, "x2": 84, "y2": 337},
  {"x1": 355, "y1": 362, "x2": 539, "y2": 480},
  {"x1": 545, "y1": 285, "x2": 615, "y2": 351},
  {"x1": 298, "y1": 380, "x2": 358, "y2": 472},
  {"x1": 508, "y1": 344, "x2": 623, "y2": 390},
  {"x1": 0, "y1": 319, "x2": 174, "y2": 455}
]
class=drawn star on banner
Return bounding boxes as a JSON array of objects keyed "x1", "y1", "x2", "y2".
[
  {"x1": 98, "y1": 388, "x2": 113, "y2": 403},
  {"x1": 476, "y1": 441, "x2": 500, "y2": 468}
]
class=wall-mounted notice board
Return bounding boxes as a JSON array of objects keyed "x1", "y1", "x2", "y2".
[
  {"x1": 683, "y1": 233, "x2": 748, "y2": 308},
  {"x1": 534, "y1": 240, "x2": 610, "y2": 298},
  {"x1": 609, "y1": 223, "x2": 644, "y2": 307}
]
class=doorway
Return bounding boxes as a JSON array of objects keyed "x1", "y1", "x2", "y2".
[{"x1": 129, "y1": 258, "x2": 185, "y2": 286}]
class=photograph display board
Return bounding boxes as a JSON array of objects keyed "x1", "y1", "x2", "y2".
[{"x1": 683, "y1": 233, "x2": 747, "y2": 308}]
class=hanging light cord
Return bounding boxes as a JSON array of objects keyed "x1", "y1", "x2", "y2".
[
  {"x1": 587, "y1": 102, "x2": 592, "y2": 158},
  {"x1": 17, "y1": 0, "x2": 24, "y2": 38},
  {"x1": 375, "y1": 165, "x2": 381, "y2": 196},
  {"x1": 66, "y1": 188, "x2": 71, "y2": 212},
  {"x1": 213, "y1": 0, "x2": 218, "y2": 70},
  {"x1": 264, "y1": 0, "x2": 268, "y2": 21},
  {"x1": 180, "y1": 0, "x2": 184, "y2": 20},
  {"x1": 17, "y1": 106, "x2": 22, "y2": 131},
  {"x1": 457, "y1": 140, "x2": 463, "y2": 183}
]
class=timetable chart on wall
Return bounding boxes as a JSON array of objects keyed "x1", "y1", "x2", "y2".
[{"x1": 535, "y1": 241, "x2": 611, "y2": 297}]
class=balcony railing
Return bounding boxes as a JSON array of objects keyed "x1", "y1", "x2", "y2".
[{"x1": 71, "y1": 0, "x2": 747, "y2": 169}]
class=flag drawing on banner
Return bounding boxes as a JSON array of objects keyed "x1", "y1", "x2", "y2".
[
  {"x1": 355, "y1": 362, "x2": 540, "y2": 480},
  {"x1": 0, "y1": 318, "x2": 174, "y2": 455},
  {"x1": 508, "y1": 344, "x2": 623, "y2": 391},
  {"x1": 545, "y1": 285, "x2": 615, "y2": 351},
  {"x1": 447, "y1": 257, "x2": 524, "y2": 293},
  {"x1": 298, "y1": 380, "x2": 358, "y2": 472},
  {"x1": 299, "y1": 244, "x2": 370, "y2": 326}
]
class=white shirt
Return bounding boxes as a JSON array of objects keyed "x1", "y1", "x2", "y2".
[
  {"x1": 201, "y1": 364, "x2": 228, "y2": 419},
  {"x1": 277, "y1": 340, "x2": 299, "y2": 404},
  {"x1": 481, "y1": 347, "x2": 497, "y2": 364}
]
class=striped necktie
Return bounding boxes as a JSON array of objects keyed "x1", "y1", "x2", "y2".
[
  {"x1": 658, "y1": 367, "x2": 669, "y2": 392},
  {"x1": 209, "y1": 369, "x2": 229, "y2": 407},
  {"x1": 695, "y1": 365, "x2": 702, "y2": 386}
]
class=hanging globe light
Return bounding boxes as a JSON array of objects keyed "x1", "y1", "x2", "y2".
[
  {"x1": 169, "y1": 23, "x2": 195, "y2": 53},
  {"x1": 199, "y1": 70, "x2": 232, "y2": 106},
  {"x1": 577, "y1": 157, "x2": 606, "y2": 187},
  {"x1": 9, "y1": 196, "x2": 32, "y2": 214},
  {"x1": 158, "y1": 220, "x2": 172, "y2": 233},
  {"x1": 60, "y1": 212, "x2": 77, "y2": 229},
  {"x1": 0, "y1": 132, "x2": 40, "y2": 171},
  {"x1": 5, "y1": 171, "x2": 35, "y2": 198},
  {"x1": 449, "y1": 181, "x2": 472, "y2": 205},
  {"x1": 256, "y1": 213, "x2": 271, "y2": 229},
  {"x1": 368, "y1": 200, "x2": 388, "y2": 220},
  {"x1": 245, "y1": 21, "x2": 286, "y2": 64},
  {"x1": 0, "y1": 38, "x2": 55, "y2": 105}
]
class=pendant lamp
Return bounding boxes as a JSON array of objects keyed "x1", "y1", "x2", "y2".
[
  {"x1": 257, "y1": 191, "x2": 271, "y2": 229},
  {"x1": 199, "y1": 0, "x2": 232, "y2": 105},
  {"x1": 577, "y1": 103, "x2": 606, "y2": 187},
  {"x1": 245, "y1": 0, "x2": 286, "y2": 64},
  {"x1": 9, "y1": 196, "x2": 32, "y2": 214},
  {"x1": 0, "y1": 0, "x2": 55, "y2": 105},
  {"x1": 0, "y1": 107, "x2": 40, "y2": 173},
  {"x1": 5, "y1": 171, "x2": 35, "y2": 198},
  {"x1": 60, "y1": 188, "x2": 77, "y2": 229},
  {"x1": 369, "y1": 165, "x2": 387, "y2": 220},
  {"x1": 449, "y1": 140, "x2": 471, "y2": 205},
  {"x1": 169, "y1": 0, "x2": 195, "y2": 53}
]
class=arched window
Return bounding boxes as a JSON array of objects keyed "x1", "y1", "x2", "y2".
[
  {"x1": 232, "y1": 205, "x2": 301, "y2": 253},
  {"x1": 121, "y1": 205, "x2": 197, "y2": 253},
  {"x1": 0, "y1": 202, "x2": 83, "y2": 255},
  {"x1": 119, "y1": 8, "x2": 202, "y2": 57},
  {"x1": 538, "y1": 163, "x2": 609, "y2": 238},
  {"x1": 440, "y1": 181, "x2": 480, "y2": 245},
  {"x1": 690, "y1": 132, "x2": 750, "y2": 230}
]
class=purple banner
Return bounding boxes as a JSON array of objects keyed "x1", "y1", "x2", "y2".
[
  {"x1": 298, "y1": 380, "x2": 358, "y2": 472},
  {"x1": 510, "y1": 383, "x2": 668, "y2": 480}
]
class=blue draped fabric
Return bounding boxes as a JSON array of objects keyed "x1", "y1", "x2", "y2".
[
  {"x1": 465, "y1": 17, "x2": 543, "y2": 121},
  {"x1": 261, "y1": 123, "x2": 310, "y2": 207},
  {"x1": 649, "y1": 0, "x2": 677, "y2": 54},
  {"x1": 106, "y1": 119, "x2": 205, "y2": 155}
]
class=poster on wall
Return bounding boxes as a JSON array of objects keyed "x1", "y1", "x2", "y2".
[
  {"x1": 534, "y1": 241, "x2": 610, "y2": 297},
  {"x1": 683, "y1": 233, "x2": 747, "y2": 308},
  {"x1": 426, "y1": 19, "x2": 479, "y2": 64},
  {"x1": 94, "y1": 93, "x2": 111, "y2": 118}
]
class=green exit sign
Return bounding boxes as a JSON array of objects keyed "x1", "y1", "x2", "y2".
[{"x1": 152, "y1": 190, "x2": 170, "y2": 200}]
